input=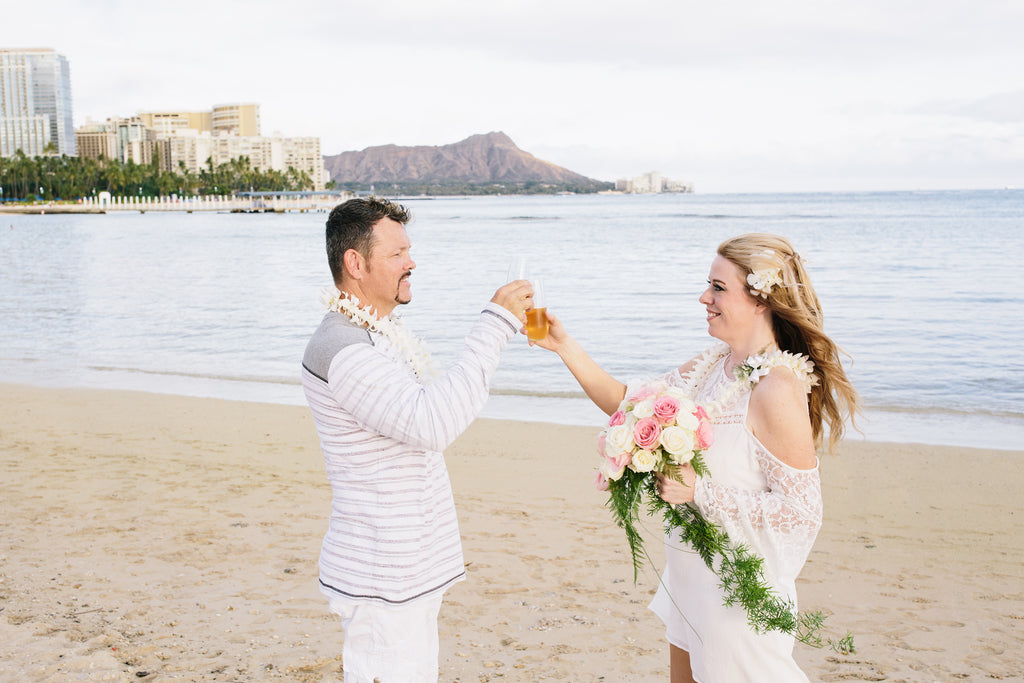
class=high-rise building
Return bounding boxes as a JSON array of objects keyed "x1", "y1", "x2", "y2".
[
  {"x1": 211, "y1": 103, "x2": 259, "y2": 137},
  {"x1": 115, "y1": 116, "x2": 157, "y2": 166},
  {"x1": 0, "y1": 48, "x2": 76, "y2": 157},
  {"x1": 204, "y1": 131, "x2": 326, "y2": 188},
  {"x1": 82, "y1": 102, "x2": 326, "y2": 189},
  {"x1": 139, "y1": 105, "x2": 259, "y2": 138},
  {"x1": 138, "y1": 111, "x2": 212, "y2": 137},
  {"x1": 75, "y1": 119, "x2": 118, "y2": 160},
  {"x1": 615, "y1": 171, "x2": 693, "y2": 194},
  {"x1": 280, "y1": 136, "x2": 326, "y2": 188},
  {"x1": 76, "y1": 116, "x2": 160, "y2": 166}
]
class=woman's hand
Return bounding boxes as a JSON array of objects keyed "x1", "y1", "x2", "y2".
[
  {"x1": 656, "y1": 463, "x2": 698, "y2": 505},
  {"x1": 528, "y1": 309, "x2": 569, "y2": 353}
]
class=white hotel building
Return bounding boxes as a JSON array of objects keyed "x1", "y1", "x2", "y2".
[
  {"x1": 77, "y1": 103, "x2": 328, "y2": 190},
  {"x1": 0, "y1": 48, "x2": 76, "y2": 157}
]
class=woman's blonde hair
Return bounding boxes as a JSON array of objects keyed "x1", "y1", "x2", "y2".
[{"x1": 718, "y1": 233, "x2": 859, "y2": 450}]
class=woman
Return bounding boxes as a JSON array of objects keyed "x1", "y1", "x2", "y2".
[{"x1": 533, "y1": 234, "x2": 858, "y2": 682}]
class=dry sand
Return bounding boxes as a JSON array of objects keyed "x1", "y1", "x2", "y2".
[{"x1": 1, "y1": 384, "x2": 1022, "y2": 681}]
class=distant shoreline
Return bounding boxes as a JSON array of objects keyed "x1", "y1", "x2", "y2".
[{"x1": 0, "y1": 204, "x2": 105, "y2": 214}]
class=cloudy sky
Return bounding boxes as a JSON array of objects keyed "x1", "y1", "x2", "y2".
[{"x1": 5, "y1": 0, "x2": 1022, "y2": 192}]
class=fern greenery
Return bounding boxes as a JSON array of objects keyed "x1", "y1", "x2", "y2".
[{"x1": 605, "y1": 462, "x2": 832, "y2": 647}]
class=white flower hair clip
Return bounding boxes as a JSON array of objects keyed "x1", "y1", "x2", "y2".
[{"x1": 746, "y1": 250, "x2": 783, "y2": 299}]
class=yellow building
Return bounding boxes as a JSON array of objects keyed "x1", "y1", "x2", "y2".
[
  {"x1": 138, "y1": 104, "x2": 259, "y2": 138},
  {"x1": 78, "y1": 102, "x2": 326, "y2": 188},
  {"x1": 138, "y1": 111, "x2": 212, "y2": 137},
  {"x1": 211, "y1": 103, "x2": 260, "y2": 137}
]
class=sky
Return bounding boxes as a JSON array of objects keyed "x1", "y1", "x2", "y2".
[{"x1": 4, "y1": 0, "x2": 1023, "y2": 193}]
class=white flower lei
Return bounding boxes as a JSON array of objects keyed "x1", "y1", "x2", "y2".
[
  {"x1": 318, "y1": 286, "x2": 438, "y2": 383},
  {"x1": 680, "y1": 342, "x2": 817, "y2": 416}
]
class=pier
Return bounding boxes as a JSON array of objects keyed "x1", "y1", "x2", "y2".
[{"x1": 0, "y1": 190, "x2": 354, "y2": 215}]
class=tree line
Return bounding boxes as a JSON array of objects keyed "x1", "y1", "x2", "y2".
[{"x1": 0, "y1": 151, "x2": 315, "y2": 201}]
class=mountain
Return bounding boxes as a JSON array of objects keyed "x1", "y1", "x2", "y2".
[{"x1": 322, "y1": 131, "x2": 610, "y2": 193}]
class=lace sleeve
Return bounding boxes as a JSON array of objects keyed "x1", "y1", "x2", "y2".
[{"x1": 693, "y1": 444, "x2": 823, "y2": 580}]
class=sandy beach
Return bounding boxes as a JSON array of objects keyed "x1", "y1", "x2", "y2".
[{"x1": 1, "y1": 383, "x2": 1022, "y2": 682}]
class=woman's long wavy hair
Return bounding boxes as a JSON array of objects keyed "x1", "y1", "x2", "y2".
[{"x1": 718, "y1": 233, "x2": 859, "y2": 451}]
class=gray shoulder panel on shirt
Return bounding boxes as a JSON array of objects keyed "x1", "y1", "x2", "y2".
[{"x1": 302, "y1": 312, "x2": 372, "y2": 383}]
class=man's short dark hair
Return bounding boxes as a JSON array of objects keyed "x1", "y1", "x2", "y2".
[{"x1": 325, "y1": 196, "x2": 411, "y2": 283}]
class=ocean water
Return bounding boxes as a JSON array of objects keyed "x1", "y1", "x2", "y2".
[{"x1": 1, "y1": 190, "x2": 1021, "y2": 450}]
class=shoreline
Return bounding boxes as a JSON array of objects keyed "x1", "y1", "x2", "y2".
[
  {"x1": 2, "y1": 360, "x2": 1022, "y2": 451},
  {"x1": 1, "y1": 383, "x2": 1022, "y2": 681}
]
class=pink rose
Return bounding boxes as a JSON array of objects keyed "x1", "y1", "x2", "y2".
[
  {"x1": 627, "y1": 386, "x2": 657, "y2": 403},
  {"x1": 594, "y1": 470, "x2": 610, "y2": 491},
  {"x1": 652, "y1": 396, "x2": 680, "y2": 424},
  {"x1": 608, "y1": 410, "x2": 626, "y2": 427},
  {"x1": 633, "y1": 417, "x2": 661, "y2": 450},
  {"x1": 696, "y1": 420, "x2": 714, "y2": 450},
  {"x1": 596, "y1": 432, "x2": 607, "y2": 457},
  {"x1": 607, "y1": 451, "x2": 632, "y2": 470},
  {"x1": 694, "y1": 405, "x2": 709, "y2": 421}
]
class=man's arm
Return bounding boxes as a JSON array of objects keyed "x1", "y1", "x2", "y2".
[{"x1": 327, "y1": 302, "x2": 520, "y2": 452}]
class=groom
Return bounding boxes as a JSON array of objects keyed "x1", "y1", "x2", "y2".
[{"x1": 301, "y1": 196, "x2": 532, "y2": 682}]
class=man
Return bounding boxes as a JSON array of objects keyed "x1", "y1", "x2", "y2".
[{"x1": 301, "y1": 196, "x2": 531, "y2": 682}]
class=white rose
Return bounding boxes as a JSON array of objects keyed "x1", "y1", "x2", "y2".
[
  {"x1": 602, "y1": 459, "x2": 626, "y2": 481},
  {"x1": 631, "y1": 449, "x2": 657, "y2": 472},
  {"x1": 659, "y1": 426, "x2": 694, "y2": 456},
  {"x1": 605, "y1": 425, "x2": 633, "y2": 455},
  {"x1": 674, "y1": 411, "x2": 698, "y2": 431},
  {"x1": 669, "y1": 449, "x2": 695, "y2": 466},
  {"x1": 632, "y1": 399, "x2": 655, "y2": 419}
]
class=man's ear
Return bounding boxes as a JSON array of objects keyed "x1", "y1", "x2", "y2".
[{"x1": 342, "y1": 248, "x2": 365, "y2": 281}]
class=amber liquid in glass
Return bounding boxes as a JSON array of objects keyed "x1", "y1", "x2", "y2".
[{"x1": 525, "y1": 307, "x2": 548, "y2": 341}]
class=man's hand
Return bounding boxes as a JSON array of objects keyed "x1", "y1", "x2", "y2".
[{"x1": 491, "y1": 279, "x2": 534, "y2": 329}]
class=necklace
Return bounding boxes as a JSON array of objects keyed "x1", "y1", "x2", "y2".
[
  {"x1": 682, "y1": 343, "x2": 817, "y2": 416},
  {"x1": 318, "y1": 286, "x2": 438, "y2": 383}
]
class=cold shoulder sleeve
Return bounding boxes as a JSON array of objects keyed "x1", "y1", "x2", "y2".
[{"x1": 693, "y1": 442, "x2": 823, "y2": 583}]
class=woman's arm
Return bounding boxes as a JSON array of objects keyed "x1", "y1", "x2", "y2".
[{"x1": 530, "y1": 311, "x2": 625, "y2": 415}]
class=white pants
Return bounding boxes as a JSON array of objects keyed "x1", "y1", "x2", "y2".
[{"x1": 326, "y1": 593, "x2": 444, "y2": 682}]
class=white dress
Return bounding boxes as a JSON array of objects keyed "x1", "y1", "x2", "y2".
[{"x1": 648, "y1": 352, "x2": 823, "y2": 683}]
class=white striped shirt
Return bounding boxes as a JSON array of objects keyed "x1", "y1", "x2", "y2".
[{"x1": 301, "y1": 302, "x2": 520, "y2": 606}]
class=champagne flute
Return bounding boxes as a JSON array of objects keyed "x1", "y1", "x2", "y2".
[
  {"x1": 506, "y1": 256, "x2": 548, "y2": 340},
  {"x1": 524, "y1": 277, "x2": 549, "y2": 341},
  {"x1": 507, "y1": 255, "x2": 529, "y2": 283}
]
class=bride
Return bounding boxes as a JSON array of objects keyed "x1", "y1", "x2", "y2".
[{"x1": 532, "y1": 233, "x2": 858, "y2": 682}]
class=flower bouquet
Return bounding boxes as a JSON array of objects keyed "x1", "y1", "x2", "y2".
[
  {"x1": 596, "y1": 380, "x2": 830, "y2": 645},
  {"x1": 595, "y1": 381, "x2": 713, "y2": 578}
]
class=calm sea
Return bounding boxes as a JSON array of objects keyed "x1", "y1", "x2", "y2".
[{"x1": 1, "y1": 190, "x2": 1022, "y2": 450}]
